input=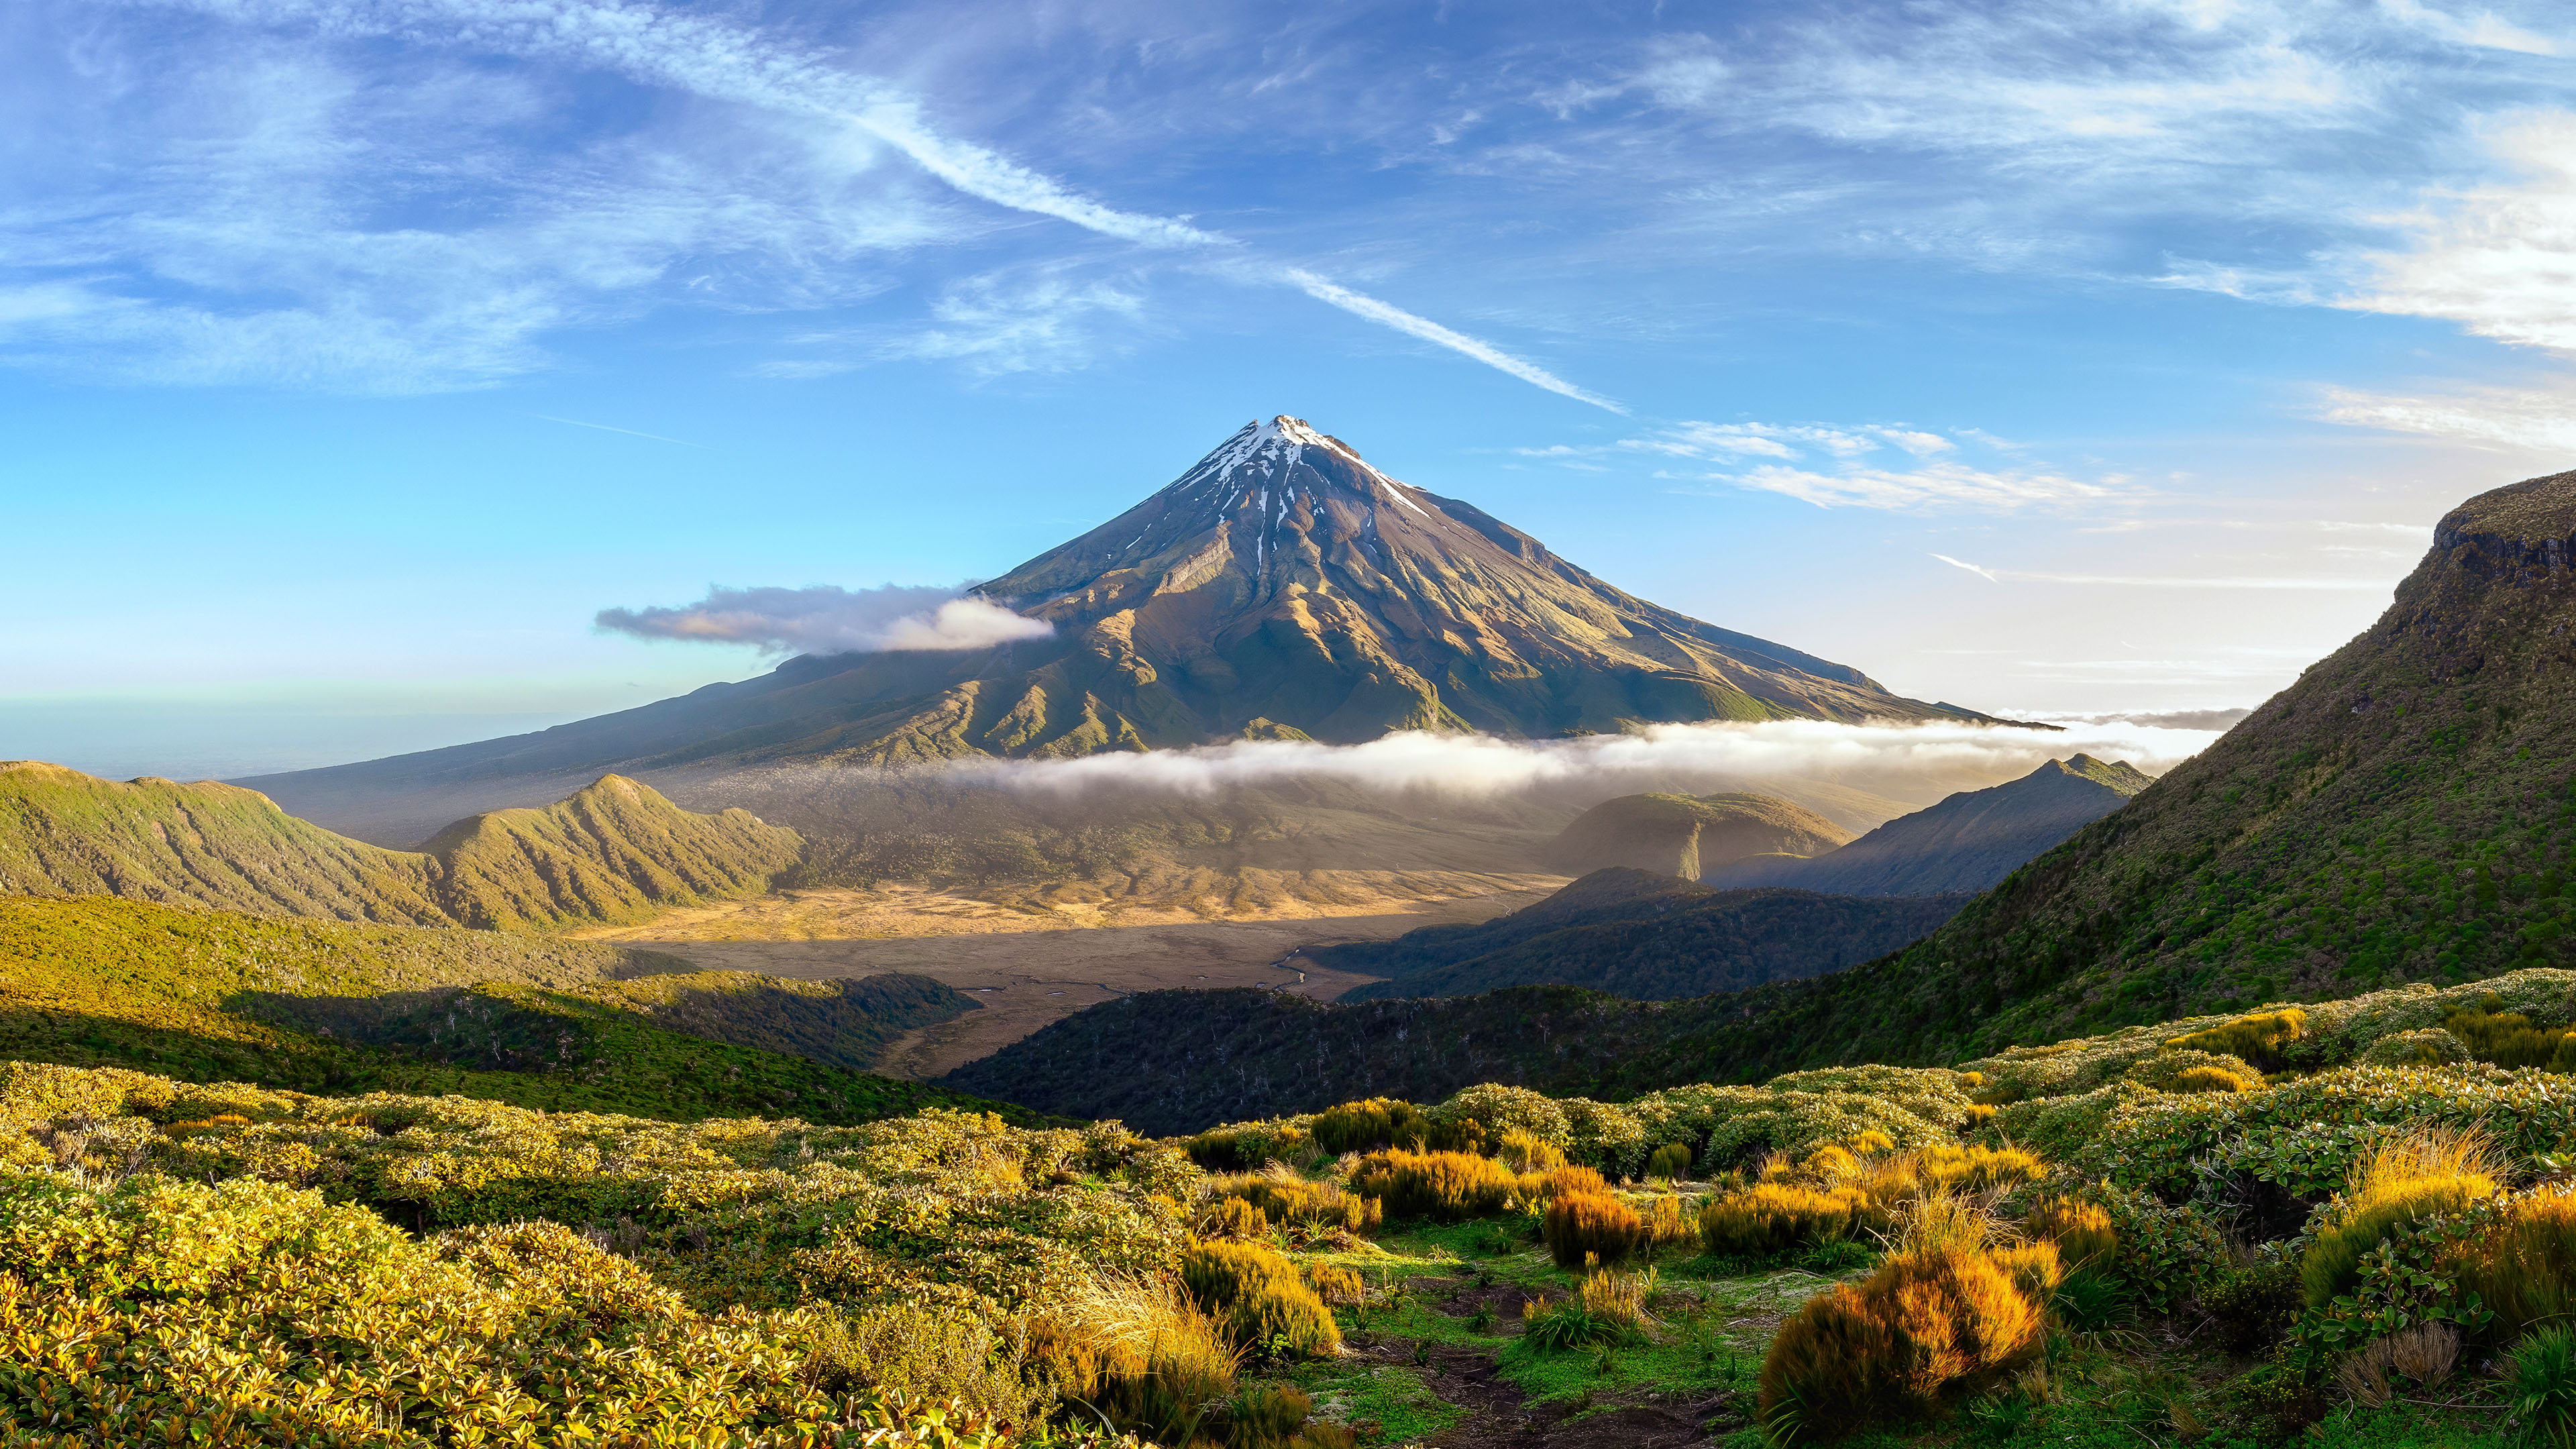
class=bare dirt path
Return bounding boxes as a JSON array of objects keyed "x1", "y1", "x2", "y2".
[{"x1": 621, "y1": 893, "x2": 1546, "y2": 1079}]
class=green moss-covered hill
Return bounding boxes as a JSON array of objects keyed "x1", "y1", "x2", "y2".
[
  {"x1": 1538, "y1": 791, "x2": 1851, "y2": 879},
  {"x1": 0, "y1": 895, "x2": 1008, "y2": 1125},
  {"x1": 0, "y1": 763, "x2": 799, "y2": 928},
  {"x1": 1320, "y1": 867, "x2": 1963, "y2": 1002},
  {"x1": 1707, "y1": 755, "x2": 2151, "y2": 898}
]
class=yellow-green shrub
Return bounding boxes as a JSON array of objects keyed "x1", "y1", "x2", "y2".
[
  {"x1": 1036, "y1": 1273, "x2": 1241, "y2": 1444},
  {"x1": 1544, "y1": 1190, "x2": 1646, "y2": 1269},
  {"x1": 1543, "y1": 1164, "x2": 1611, "y2": 1198},
  {"x1": 1989, "y1": 1240, "x2": 2065, "y2": 1307},
  {"x1": 1803, "y1": 1144, "x2": 1861, "y2": 1182},
  {"x1": 2444, "y1": 1004, "x2": 2576, "y2": 1069},
  {"x1": 1499, "y1": 1128, "x2": 1567, "y2": 1174},
  {"x1": 1309, "y1": 1097, "x2": 1432, "y2": 1155},
  {"x1": 2024, "y1": 1195, "x2": 2116, "y2": 1270},
  {"x1": 1699, "y1": 1183, "x2": 1857, "y2": 1258},
  {"x1": 1758, "y1": 1246, "x2": 2047, "y2": 1442},
  {"x1": 1647, "y1": 1142, "x2": 1694, "y2": 1181},
  {"x1": 1346, "y1": 1148, "x2": 1519, "y2": 1221},
  {"x1": 2449, "y1": 1186, "x2": 2576, "y2": 1340},
  {"x1": 1198, "y1": 1197, "x2": 1269, "y2": 1240},
  {"x1": 2167, "y1": 1008, "x2": 2306, "y2": 1069},
  {"x1": 1917, "y1": 1143, "x2": 2045, "y2": 1190},
  {"x1": 2169, "y1": 1065, "x2": 2259, "y2": 1093},
  {"x1": 0, "y1": 1172, "x2": 904, "y2": 1444},
  {"x1": 1178, "y1": 1241, "x2": 1341, "y2": 1358},
  {"x1": 1303, "y1": 1261, "x2": 1366, "y2": 1307},
  {"x1": 1644, "y1": 1193, "x2": 1697, "y2": 1249},
  {"x1": 2303, "y1": 1128, "x2": 2501, "y2": 1307}
]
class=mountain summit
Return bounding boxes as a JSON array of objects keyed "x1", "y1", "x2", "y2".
[
  {"x1": 970, "y1": 416, "x2": 1984, "y2": 743},
  {"x1": 246, "y1": 417, "x2": 1992, "y2": 836}
]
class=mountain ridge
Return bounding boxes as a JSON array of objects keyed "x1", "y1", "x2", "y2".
[
  {"x1": 1704, "y1": 754, "x2": 2151, "y2": 897},
  {"x1": 0, "y1": 763, "x2": 800, "y2": 930}
]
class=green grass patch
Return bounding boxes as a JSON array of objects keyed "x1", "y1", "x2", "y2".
[{"x1": 1288, "y1": 1362, "x2": 1465, "y2": 1446}]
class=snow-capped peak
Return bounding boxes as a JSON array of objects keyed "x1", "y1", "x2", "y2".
[{"x1": 1178, "y1": 415, "x2": 1401, "y2": 497}]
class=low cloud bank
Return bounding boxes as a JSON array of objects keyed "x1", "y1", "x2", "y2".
[
  {"x1": 598, "y1": 584, "x2": 1052, "y2": 655},
  {"x1": 940, "y1": 718, "x2": 2224, "y2": 804}
]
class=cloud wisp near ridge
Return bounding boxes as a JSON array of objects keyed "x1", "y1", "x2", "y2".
[{"x1": 596, "y1": 583, "x2": 1052, "y2": 655}]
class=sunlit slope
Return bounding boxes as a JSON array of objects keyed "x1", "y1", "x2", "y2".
[
  {"x1": 421, "y1": 773, "x2": 802, "y2": 928},
  {"x1": 0, "y1": 761, "x2": 447, "y2": 921},
  {"x1": 0, "y1": 895, "x2": 1001, "y2": 1124},
  {"x1": 0, "y1": 765, "x2": 800, "y2": 929}
]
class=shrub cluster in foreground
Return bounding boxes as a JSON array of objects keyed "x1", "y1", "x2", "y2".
[{"x1": 23, "y1": 966, "x2": 2576, "y2": 1444}]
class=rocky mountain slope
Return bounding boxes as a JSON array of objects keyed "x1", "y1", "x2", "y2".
[
  {"x1": 1538, "y1": 791, "x2": 1849, "y2": 879},
  {"x1": 0, "y1": 764, "x2": 799, "y2": 929},
  {"x1": 1315, "y1": 866, "x2": 1962, "y2": 1001},
  {"x1": 242, "y1": 416, "x2": 1998, "y2": 841},
  {"x1": 1705, "y1": 755, "x2": 2149, "y2": 897}
]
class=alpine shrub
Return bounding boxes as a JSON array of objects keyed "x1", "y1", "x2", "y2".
[
  {"x1": 1544, "y1": 1191, "x2": 1646, "y2": 1269},
  {"x1": 2451, "y1": 1185, "x2": 2576, "y2": 1340},
  {"x1": 2024, "y1": 1195, "x2": 2117, "y2": 1270},
  {"x1": 1988, "y1": 1239, "x2": 2064, "y2": 1306},
  {"x1": 1647, "y1": 1142, "x2": 1693, "y2": 1181},
  {"x1": 1309, "y1": 1097, "x2": 1432, "y2": 1155},
  {"x1": 1497, "y1": 1128, "x2": 1566, "y2": 1174},
  {"x1": 2302, "y1": 1126, "x2": 2500, "y2": 1307},
  {"x1": 2359, "y1": 1029, "x2": 2473, "y2": 1069},
  {"x1": 2167, "y1": 1008, "x2": 2307, "y2": 1070},
  {"x1": 1198, "y1": 1197, "x2": 1269, "y2": 1240},
  {"x1": 1698, "y1": 1183, "x2": 1856, "y2": 1258},
  {"x1": 1346, "y1": 1148, "x2": 1519, "y2": 1221},
  {"x1": 1756, "y1": 1246, "x2": 2046, "y2": 1442},
  {"x1": 1177, "y1": 1241, "x2": 1341, "y2": 1358}
]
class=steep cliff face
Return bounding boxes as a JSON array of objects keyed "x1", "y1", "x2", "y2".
[{"x1": 242, "y1": 416, "x2": 1997, "y2": 833}]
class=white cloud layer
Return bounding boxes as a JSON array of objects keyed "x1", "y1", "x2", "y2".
[
  {"x1": 595, "y1": 583, "x2": 1053, "y2": 655},
  {"x1": 938, "y1": 717, "x2": 2220, "y2": 804}
]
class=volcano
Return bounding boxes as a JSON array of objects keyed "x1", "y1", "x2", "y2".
[{"x1": 245, "y1": 417, "x2": 1993, "y2": 836}]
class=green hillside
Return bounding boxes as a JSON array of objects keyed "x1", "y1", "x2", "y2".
[
  {"x1": 1325, "y1": 867, "x2": 1962, "y2": 1002},
  {"x1": 1729, "y1": 468, "x2": 2576, "y2": 1071},
  {"x1": 1538, "y1": 791, "x2": 1851, "y2": 879},
  {"x1": 422, "y1": 771, "x2": 802, "y2": 928},
  {"x1": 0, "y1": 895, "x2": 1006, "y2": 1125},
  {"x1": 0, "y1": 763, "x2": 800, "y2": 928},
  {"x1": 0, "y1": 760, "x2": 449, "y2": 920}
]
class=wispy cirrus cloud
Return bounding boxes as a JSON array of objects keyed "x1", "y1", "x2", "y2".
[
  {"x1": 1609, "y1": 421, "x2": 2118, "y2": 511},
  {"x1": 7, "y1": 0, "x2": 1623, "y2": 405}
]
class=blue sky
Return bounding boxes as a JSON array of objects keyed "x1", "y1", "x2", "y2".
[{"x1": 7, "y1": 0, "x2": 2576, "y2": 777}]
